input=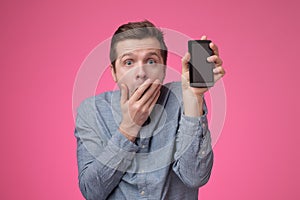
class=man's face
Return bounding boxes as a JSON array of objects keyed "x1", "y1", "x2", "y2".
[{"x1": 111, "y1": 37, "x2": 165, "y2": 97}]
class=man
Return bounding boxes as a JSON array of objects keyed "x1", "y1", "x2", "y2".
[{"x1": 75, "y1": 20, "x2": 225, "y2": 200}]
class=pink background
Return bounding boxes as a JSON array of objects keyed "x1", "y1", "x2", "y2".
[{"x1": 1, "y1": 0, "x2": 299, "y2": 199}]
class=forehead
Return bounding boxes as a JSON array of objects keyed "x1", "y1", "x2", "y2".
[{"x1": 115, "y1": 37, "x2": 161, "y2": 58}]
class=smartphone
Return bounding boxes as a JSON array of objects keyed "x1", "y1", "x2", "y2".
[{"x1": 188, "y1": 40, "x2": 214, "y2": 88}]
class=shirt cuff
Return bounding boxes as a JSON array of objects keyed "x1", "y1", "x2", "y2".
[
  {"x1": 180, "y1": 102, "x2": 208, "y2": 137},
  {"x1": 106, "y1": 131, "x2": 139, "y2": 161}
]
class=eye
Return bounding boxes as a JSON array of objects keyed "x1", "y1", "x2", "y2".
[
  {"x1": 147, "y1": 58, "x2": 156, "y2": 65},
  {"x1": 124, "y1": 59, "x2": 133, "y2": 66}
]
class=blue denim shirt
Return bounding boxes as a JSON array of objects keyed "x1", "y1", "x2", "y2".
[{"x1": 74, "y1": 82, "x2": 213, "y2": 200}]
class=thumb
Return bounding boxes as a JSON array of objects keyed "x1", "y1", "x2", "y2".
[
  {"x1": 200, "y1": 35, "x2": 207, "y2": 40},
  {"x1": 181, "y1": 52, "x2": 190, "y2": 75},
  {"x1": 120, "y1": 84, "x2": 129, "y2": 104}
]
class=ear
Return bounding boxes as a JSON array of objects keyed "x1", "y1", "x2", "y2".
[{"x1": 110, "y1": 64, "x2": 117, "y2": 82}]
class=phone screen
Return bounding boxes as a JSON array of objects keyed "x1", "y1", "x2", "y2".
[{"x1": 188, "y1": 40, "x2": 214, "y2": 87}]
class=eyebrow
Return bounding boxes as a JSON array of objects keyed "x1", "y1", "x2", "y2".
[
  {"x1": 119, "y1": 50, "x2": 162, "y2": 60},
  {"x1": 145, "y1": 51, "x2": 161, "y2": 59},
  {"x1": 119, "y1": 52, "x2": 134, "y2": 60}
]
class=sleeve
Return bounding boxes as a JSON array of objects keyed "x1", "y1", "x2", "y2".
[
  {"x1": 74, "y1": 98, "x2": 139, "y2": 200},
  {"x1": 172, "y1": 98, "x2": 214, "y2": 188}
]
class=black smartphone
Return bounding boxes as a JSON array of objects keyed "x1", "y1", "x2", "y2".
[{"x1": 188, "y1": 40, "x2": 214, "y2": 88}]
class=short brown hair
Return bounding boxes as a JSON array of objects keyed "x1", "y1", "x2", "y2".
[{"x1": 110, "y1": 20, "x2": 168, "y2": 72}]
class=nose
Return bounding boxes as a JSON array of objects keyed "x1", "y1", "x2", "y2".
[{"x1": 136, "y1": 65, "x2": 147, "y2": 80}]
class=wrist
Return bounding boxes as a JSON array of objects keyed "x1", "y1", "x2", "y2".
[
  {"x1": 183, "y1": 93, "x2": 204, "y2": 117},
  {"x1": 119, "y1": 122, "x2": 140, "y2": 142},
  {"x1": 119, "y1": 128, "x2": 136, "y2": 142}
]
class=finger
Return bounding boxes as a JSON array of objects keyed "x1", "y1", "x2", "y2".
[
  {"x1": 138, "y1": 80, "x2": 161, "y2": 105},
  {"x1": 213, "y1": 67, "x2": 226, "y2": 82},
  {"x1": 201, "y1": 35, "x2": 207, "y2": 40},
  {"x1": 148, "y1": 89, "x2": 161, "y2": 114},
  {"x1": 207, "y1": 55, "x2": 223, "y2": 66},
  {"x1": 143, "y1": 84, "x2": 161, "y2": 108},
  {"x1": 131, "y1": 78, "x2": 153, "y2": 101},
  {"x1": 209, "y1": 42, "x2": 219, "y2": 56},
  {"x1": 214, "y1": 73, "x2": 225, "y2": 82},
  {"x1": 120, "y1": 84, "x2": 129, "y2": 104},
  {"x1": 213, "y1": 66, "x2": 225, "y2": 74},
  {"x1": 181, "y1": 52, "x2": 190, "y2": 75}
]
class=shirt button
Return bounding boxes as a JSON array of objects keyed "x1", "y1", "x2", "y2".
[
  {"x1": 202, "y1": 123, "x2": 206, "y2": 128},
  {"x1": 142, "y1": 145, "x2": 146, "y2": 148},
  {"x1": 140, "y1": 191, "x2": 145, "y2": 195},
  {"x1": 202, "y1": 151, "x2": 205, "y2": 155},
  {"x1": 141, "y1": 170, "x2": 145, "y2": 173}
]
